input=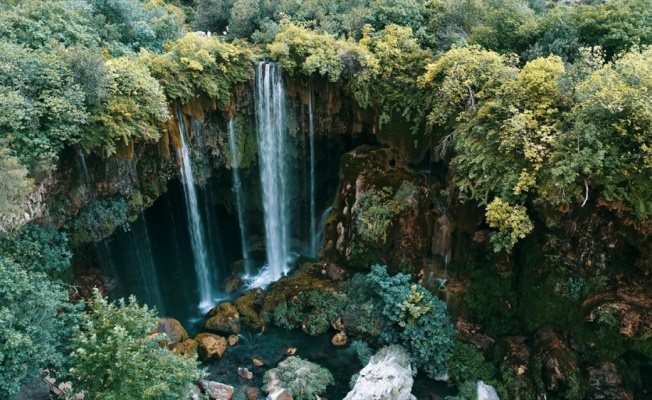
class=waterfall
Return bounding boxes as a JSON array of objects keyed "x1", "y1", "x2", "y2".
[
  {"x1": 255, "y1": 62, "x2": 291, "y2": 280},
  {"x1": 308, "y1": 79, "x2": 317, "y2": 258},
  {"x1": 130, "y1": 213, "x2": 164, "y2": 313},
  {"x1": 176, "y1": 107, "x2": 214, "y2": 308},
  {"x1": 228, "y1": 117, "x2": 251, "y2": 274}
]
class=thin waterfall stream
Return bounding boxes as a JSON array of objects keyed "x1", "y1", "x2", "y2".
[
  {"x1": 228, "y1": 116, "x2": 251, "y2": 275},
  {"x1": 308, "y1": 79, "x2": 317, "y2": 258},
  {"x1": 176, "y1": 107, "x2": 214, "y2": 309}
]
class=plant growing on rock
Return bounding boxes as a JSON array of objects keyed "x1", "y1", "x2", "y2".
[{"x1": 263, "y1": 356, "x2": 333, "y2": 400}]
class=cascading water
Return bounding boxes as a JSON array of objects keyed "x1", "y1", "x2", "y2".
[
  {"x1": 176, "y1": 107, "x2": 214, "y2": 309},
  {"x1": 228, "y1": 117, "x2": 251, "y2": 274},
  {"x1": 254, "y1": 62, "x2": 291, "y2": 282},
  {"x1": 308, "y1": 79, "x2": 317, "y2": 258},
  {"x1": 129, "y1": 213, "x2": 165, "y2": 312}
]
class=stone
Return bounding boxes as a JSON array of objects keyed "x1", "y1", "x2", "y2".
[
  {"x1": 477, "y1": 380, "x2": 500, "y2": 400},
  {"x1": 266, "y1": 389, "x2": 293, "y2": 400},
  {"x1": 586, "y1": 362, "x2": 633, "y2": 400},
  {"x1": 344, "y1": 345, "x2": 414, "y2": 400},
  {"x1": 227, "y1": 335, "x2": 239, "y2": 346},
  {"x1": 331, "y1": 317, "x2": 345, "y2": 331},
  {"x1": 195, "y1": 333, "x2": 227, "y2": 360},
  {"x1": 223, "y1": 274, "x2": 244, "y2": 293},
  {"x1": 187, "y1": 385, "x2": 202, "y2": 400},
  {"x1": 331, "y1": 331, "x2": 347, "y2": 346},
  {"x1": 201, "y1": 381, "x2": 234, "y2": 400},
  {"x1": 245, "y1": 387, "x2": 261, "y2": 400},
  {"x1": 154, "y1": 317, "x2": 189, "y2": 344},
  {"x1": 252, "y1": 358, "x2": 265, "y2": 367},
  {"x1": 171, "y1": 338, "x2": 197, "y2": 358},
  {"x1": 238, "y1": 367, "x2": 253, "y2": 380},
  {"x1": 205, "y1": 303, "x2": 241, "y2": 334},
  {"x1": 286, "y1": 347, "x2": 297, "y2": 355},
  {"x1": 533, "y1": 327, "x2": 580, "y2": 395}
]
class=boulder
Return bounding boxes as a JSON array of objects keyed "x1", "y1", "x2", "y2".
[
  {"x1": 187, "y1": 385, "x2": 202, "y2": 400},
  {"x1": 154, "y1": 317, "x2": 189, "y2": 344},
  {"x1": 331, "y1": 332, "x2": 347, "y2": 346},
  {"x1": 227, "y1": 335, "x2": 239, "y2": 346},
  {"x1": 235, "y1": 290, "x2": 265, "y2": 330},
  {"x1": 171, "y1": 338, "x2": 197, "y2": 358},
  {"x1": 477, "y1": 380, "x2": 500, "y2": 400},
  {"x1": 266, "y1": 389, "x2": 293, "y2": 400},
  {"x1": 195, "y1": 333, "x2": 227, "y2": 360},
  {"x1": 252, "y1": 358, "x2": 265, "y2": 367},
  {"x1": 201, "y1": 381, "x2": 234, "y2": 400},
  {"x1": 345, "y1": 345, "x2": 415, "y2": 400},
  {"x1": 238, "y1": 367, "x2": 254, "y2": 380},
  {"x1": 205, "y1": 302, "x2": 241, "y2": 334}
]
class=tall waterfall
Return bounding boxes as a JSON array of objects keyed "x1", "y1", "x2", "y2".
[
  {"x1": 228, "y1": 117, "x2": 251, "y2": 274},
  {"x1": 308, "y1": 79, "x2": 317, "y2": 258},
  {"x1": 176, "y1": 107, "x2": 214, "y2": 308},
  {"x1": 255, "y1": 62, "x2": 291, "y2": 280},
  {"x1": 130, "y1": 213, "x2": 164, "y2": 312}
]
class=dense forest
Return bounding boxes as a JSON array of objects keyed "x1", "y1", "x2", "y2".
[{"x1": 1, "y1": 0, "x2": 651, "y2": 399}]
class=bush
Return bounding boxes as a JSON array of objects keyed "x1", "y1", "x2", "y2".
[
  {"x1": 263, "y1": 357, "x2": 333, "y2": 400},
  {"x1": 0, "y1": 223, "x2": 71, "y2": 274},
  {"x1": 265, "y1": 289, "x2": 346, "y2": 335}
]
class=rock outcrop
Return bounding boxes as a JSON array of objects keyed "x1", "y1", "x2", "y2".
[
  {"x1": 345, "y1": 345, "x2": 416, "y2": 400},
  {"x1": 195, "y1": 333, "x2": 227, "y2": 360},
  {"x1": 201, "y1": 381, "x2": 234, "y2": 400},
  {"x1": 205, "y1": 302, "x2": 241, "y2": 334},
  {"x1": 477, "y1": 381, "x2": 500, "y2": 400},
  {"x1": 154, "y1": 317, "x2": 189, "y2": 344}
]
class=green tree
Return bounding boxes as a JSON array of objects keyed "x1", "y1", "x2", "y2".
[
  {"x1": 0, "y1": 257, "x2": 82, "y2": 399},
  {"x1": 67, "y1": 290, "x2": 204, "y2": 399},
  {"x1": 0, "y1": 147, "x2": 33, "y2": 233}
]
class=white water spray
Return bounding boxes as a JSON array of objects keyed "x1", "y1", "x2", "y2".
[{"x1": 228, "y1": 117, "x2": 251, "y2": 274}]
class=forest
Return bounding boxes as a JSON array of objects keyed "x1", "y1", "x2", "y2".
[{"x1": 1, "y1": 0, "x2": 651, "y2": 399}]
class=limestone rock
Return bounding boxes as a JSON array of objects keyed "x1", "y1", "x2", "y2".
[
  {"x1": 154, "y1": 317, "x2": 189, "y2": 344},
  {"x1": 201, "y1": 381, "x2": 234, "y2": 400},
  {"x1": 252, "y1": 358, "x2": 265, "y2": 367},
  {"x1": 195, "y1": 333, "x2": 227, "y2": 360},
  {"x1": 533, "y1": 327, "x2": 580, "y2": 396},
  {"x1": 345, "y1": 345, "x2": 414, "y2": 400},
  {"x1": 331, "y1": 331, "x2": 347, "y2": 346},
  {"x1": 238, "y1": 367, "x2": 254, "y2": 380},
  {"x1": 227, "y1": 335, "x2": 239, "y2": 346},
  {"x1": 205, "y1": 302, "x2": 241, "y2": 334},
  {"x1": 266, "y1": 389, "x2": 293, "y2": 400},
  {"x1": 477, "y1": 380, "x2": 500, "y2": 400},
  {"x1": 586, "y1": 362, "x2": 633, "y2": 400}
]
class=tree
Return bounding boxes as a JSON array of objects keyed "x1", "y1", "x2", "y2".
[
  {"x1": 0, "y1": 257, "x2": 81, "y2": 399},
  {"x1": 66, "y1": 290, "x2": 204, "y2": 400},
  {"x1": 0, "y1": 147, "x2": 33, "y2": 233}
]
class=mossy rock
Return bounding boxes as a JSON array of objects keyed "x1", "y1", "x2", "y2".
[
  {"x1": 171, "y1": 338, "x2": 197, "y2": 359},
  {"x1": 234, "y1": 289, "x2": 265, "y2": 330},
  {"x1": 154, "y1": 317, "x2": 189, "y2": 344},
  {"x1": 205, "y1": 302, "x2": 241, "y2": 334}
]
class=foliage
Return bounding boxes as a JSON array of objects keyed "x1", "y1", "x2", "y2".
[
  {"x1": 66, "y1": 289, "x2": 204, "y2": 399},
  {"x1": 485, "y1": 198, "x2": 533, "y2": 252},
  {"x1": 0, "y1": 223, "x2": 71, "y2": 274},
  {"x1": 345, "y1": 265, "x2": 454, "y2": 378},
  {"x1": 0, "y1": 257, "x2": 82, "y2": 399},
  {"x1": 351, "y1": 340, "x2": 374, "y2": 365},
  {"x1": 0, "y1": 146, "x2": 33, "y2": 233},
  {"x1": 143, "y1": 32, "x2": 253, "y2": 105},
  {"x1": 448, "y1": 341, "x2": 495, "y2": 387},
  {"x1": 265, "y1": 289, "x2": 346, "y2": 335},
  {"x1": 0, "y1": 41, "x2": 88, "y2": 168},
  {"x1": 63, "y1": 198, "x2": 129, "y2": 247},
  {"x1": 83, "y1": 56, "x2": 168, "y2": 156},
  {"x1": 263, "y1": 356, "x2": 333, "y2": 400}
]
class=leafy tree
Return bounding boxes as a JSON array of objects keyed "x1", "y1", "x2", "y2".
[
  {"x1": 263, "y1": 357, "x2": 333, "y2": 400},
  {"x1": 143, "y1": 32, "x2": 253, "y2": 106},
  {"x1": 0, "y1": 147, "x2": 33, "y2": 233},
  {"x1": 66, "y1": 290, "x2": 204, "y2": 399},
  {"x1": 0, "y1": 257, "x2": 82, "y2": 399},
  {"x1": 83, "y1": 56, "x2": 168, "y2": 156},
  {"x1": 0, "y1": 223, "x2": 71, "y2": 273}
]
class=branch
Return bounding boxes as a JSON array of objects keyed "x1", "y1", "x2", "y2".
[{"x1": 581, "y1": 179, "x2": 589, "y2": 207}]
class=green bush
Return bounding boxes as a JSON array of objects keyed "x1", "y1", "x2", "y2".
[
  {"x1": 63, "y1": 198, "x2": 129, "y2": 246},
  {"x1": 0, "y1": 223, "x2": 72, "y2": 274},
  {"x1": 263, "y1": 356, "x2": 333, "y2": 400},
  {"x1": 265, "y1": 289, "x2": 346, "y2": 335}
]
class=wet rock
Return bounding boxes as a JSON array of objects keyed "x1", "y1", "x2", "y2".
[
  {"x1": 286, "y1": 346, "x2": 297, "y2": 355},
  {"x1": 455, "y1": 319, "x2": 494, "y2": 352},
  {"x1": 532, "y1": 327, "x2": 580, "y2": 396},
  {"x1": 223, "y1": 274, "x2": 244, "y2": 293},
  {"x1": 477, "y1": 380, "x2": 500, "y2": 400},
  {"x1": 238, "y1": 367, "x2": 254, "y2": 380},
  {"x1": 205, "y1": 302, "x2": 241, "y2": 334},
  {"x1": 246, "y1": 387, "x2": 262, "y2": 400},
  {"x1": 171, "y1": 338, "x2": 197, "y2": 359},
  {"x1": 252, "y1": 358, "x2": 265, "y2": 367},
  {"x1": 235, "y1": 289, "x2": 265, "y2": 330},
  {"x1": 154, "y1": 317, "x2": 189, "y2": 344},
  {"x1": 227, "y1": 335, "x2": 239, "y2": 346},
  {"x1": 323, "y1": 262, "x2": 349, "y2": 282},
  {"x1": 201, "y1": 381, "x2": 234, "y2": 400},
  {"x1": 331, "y1": 331, "x2": 347, "y2": 346},
  {"x1": 345, "y1": 345, "x2": 415, "y2": 400},
  {"x1": 195, "y1": 333, "x2": 227, "y2": 360},
  {"x1": 331, "y1": 317, "x2": 345, "y2": 331},
  {"x1": 581, "y1": 284, "x2": 652, "y2": 339},
  {"x1": 586, "y1": 362, "x2": 633, "y2": 400}
]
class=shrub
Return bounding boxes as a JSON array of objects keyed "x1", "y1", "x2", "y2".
[{"x1": 263, "y1": 357, "x2": 333, "y2": 400}]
